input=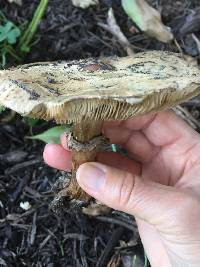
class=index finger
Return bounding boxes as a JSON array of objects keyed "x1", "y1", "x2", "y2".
[
  {"x1": 103, "y1": 110, "x2": 200, "y2": 183},
  {"x1": 104, "y1": 110, "x2": 200, "y2": 147}
]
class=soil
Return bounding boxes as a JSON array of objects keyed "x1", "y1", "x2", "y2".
[{"x1": 0, "y1": 0, "x2": 200, "y2": 266}]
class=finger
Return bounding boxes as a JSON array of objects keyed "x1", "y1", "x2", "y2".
[
  {"x1": 76, "y1": 162, "x2": 194, "y2": 224},
  {"x1": 104, "y1": 110, "x2": 200, "y2": 177},
  {"x1": 142, "y1": 111, "x2": 200, "y2": 181},
  {"x1": 105, "y1": 110, "x2": 200, "y2": 147},
  {"x1": 43, "y1": 143, "x2": 141, "y2": 175},
  {"x1": 43, "y1": 144, "x2": 72, "y2": 171},
  {"x1": 142, "y1": 110, "x2": 200, "y2": 147}
]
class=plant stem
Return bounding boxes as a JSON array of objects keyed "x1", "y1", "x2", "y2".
[
  {"x1": 4, "y1": 45, "x2": 21, "y2": 61},
  {"x1": 18, "y1": 0, "x2": 48, "y2": 53}
]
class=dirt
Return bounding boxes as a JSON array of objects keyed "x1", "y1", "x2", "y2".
[{"x1": 1, "y1": 0, "x2": 200, "y2": 266}]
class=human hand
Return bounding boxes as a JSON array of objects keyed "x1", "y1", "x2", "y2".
[{"x1": 43, "y1": 111, "x2": 200, "y2": 267}]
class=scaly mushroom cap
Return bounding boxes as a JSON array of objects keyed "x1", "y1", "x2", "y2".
[{"x1": 0, "y1": 51, "x2": 200, "y2": 123}]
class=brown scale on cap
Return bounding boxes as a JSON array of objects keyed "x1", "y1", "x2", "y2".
[
  {"x1": 1, "y1": 51, "x2": 200, "y2": 211},
  {"x1": 81, "y1": 63, "x2": 103, "y2": 72},
  {"x1": 81, "y1": 62, "x2": 115, "y2": 72}
]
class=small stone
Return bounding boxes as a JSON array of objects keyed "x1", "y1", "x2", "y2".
[
  {"x1": 20, "y1": 201, "x2": 31, "y2": 210},
  {"x1": 71, "y1": 0, "x2": 99, "y2": 9}
]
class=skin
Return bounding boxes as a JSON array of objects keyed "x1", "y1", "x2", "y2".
[{"x1": 43, "y1": 110, "x2": 200, "y2": 267}]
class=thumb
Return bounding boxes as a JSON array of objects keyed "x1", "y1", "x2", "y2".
[{"x1": 76, "y1": 162, "x2": 185, "y2": 224}]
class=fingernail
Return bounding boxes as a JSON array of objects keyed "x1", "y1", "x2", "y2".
[
  {"x1": 60, "y1": 133, "x2": 69, "y2": 150},
  {"x1": 77, "y1": 163, "x2": 106, "y2": 191}
]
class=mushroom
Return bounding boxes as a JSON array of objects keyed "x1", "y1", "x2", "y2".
[{"x1": 1, "y1": 51, "x2": 200, "y2": 210}]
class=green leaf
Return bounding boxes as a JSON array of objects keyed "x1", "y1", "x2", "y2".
[
  {"x1": 0, "y1": 21, "x2": 21, "y2": 44},
  {"x1": 27, "y1": 125, "x2": 72, "y2": 144},
  {"x1": 4, "y1": 22, "x2": 14, "y2": 33},
  {"x1": 122, "y1": 0, "x2": 144, "y2": 29},
  {"x1": 20, "y1": 45, "x2": 30, "y2": 53},
  {"x1": 7, "y1": 27, "x2": 21, "y2": 44}
]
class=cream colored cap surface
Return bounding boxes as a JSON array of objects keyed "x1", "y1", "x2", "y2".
[{"x1": 0, "y1": 51, "x2": 200, "y2": 123}]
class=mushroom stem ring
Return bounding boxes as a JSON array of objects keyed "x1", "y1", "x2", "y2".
[{"x1": 68, "y1": 132, "x2": 109, "y2": 152}]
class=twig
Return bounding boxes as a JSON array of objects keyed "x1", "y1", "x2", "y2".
[
  {"x1": 183, "y1": 100, "x2": 200, "y2": 107},
  {"x1": 29, "y1": 212, "x2": 37, "y2": 246},
  {"x1": 98, "y1": 8, "x2": 134, "y2": 56},
  {"x1": 174, "y1": 38, "x2": 183, "y2": 55},
  {"x1": 95, "y1": 216, "x2": 137, "y2": 232},
  {"x1": 63, "y1": 233, "x2": 88, "y2": 242},
  {"x1": 10, "y1": 175, "x2": 30, "y2": 202},
  {"x1": 39, "y1": 234, "x2": 52, "y2": 249},
  {"x1": 173, "y1": 105, "x2": 200, "y2": 130},
  {"x1": 192, "y1": 33, "x2": 200, "y2": 54},
  {"x1": 5, "y1": 158, "x2": 42, "y2": 175},
  {"x1": 96, "y1": 227, "x2": 124, "y2": 267}
]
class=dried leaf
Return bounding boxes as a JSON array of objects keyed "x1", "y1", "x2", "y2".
[
  {"x1": 71, "y1": 0, "x2": 98, "y2": 9},
  {"x1": 122, "y1": 0, "x2": 173, "y2": 43},
  {"x1": 82, "y1": 203, "x2": 111, "y2": 216},
  {"x1": 173, "y1": 105, "x2": 200, "y2": 130},
  {"x1": 107, "y1": 253, "x2": 121, "y2": 267},
  {"x1": 98, "y1": 8, "x2": 134, "y2": 56}
]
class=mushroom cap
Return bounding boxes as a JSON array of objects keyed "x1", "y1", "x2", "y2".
[{"x1": 0, "y1": 51, "x2": 200, "y2": 123}]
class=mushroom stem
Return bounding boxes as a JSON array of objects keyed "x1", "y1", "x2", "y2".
[{"x1": 60, "y1": 120, "x2": 103, "y2": 203}]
